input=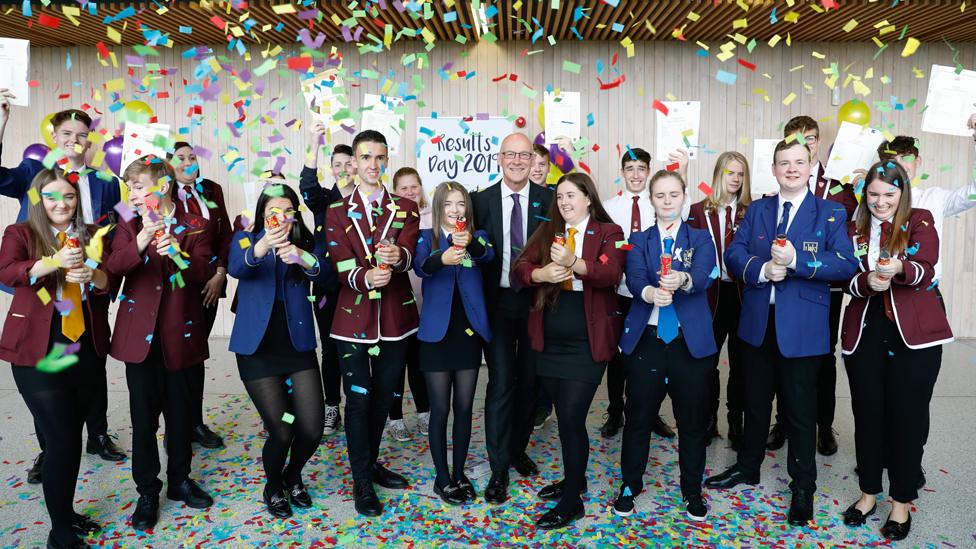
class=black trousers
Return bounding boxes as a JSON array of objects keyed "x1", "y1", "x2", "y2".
[
  {"x1": 336, "y1": 339, "x2": 409, "y2": 481},
  {"x1": 605, "y1": 297, "x2": 630, "y2": 419},
  {"x1": 125, "y1": 338, "x2": 199, "y2": 496},
  {"x1": 845, "y1": 299, "x2": 941, "y2": 503},
  {"x1": 709, "y1": 280, "x2": 745, "y2": 421},
  {"x1": 737, "y1": 307, "x2": 820, "y2": 492},
  {"x1": 186, "y1": 301, "x2": 221, "y2": 427},
  {"x1": 483, "y1": 288, "x2": 537, "y2": 474},
  {"x1": 620, "y1": 327, "x2": 715, "y2": 498},
  {"x1": 35, "y1": 355, "x2": 109, "y2": 450},
  {"x1": 389, "y1": 335, "x2": 430, "y2": 419},
  {"x1": 773, "y1": 290, "x2": 842, "y2": 431},
  {"x1": 313, "y1": 285, "x2": 342, "y2": 407}
]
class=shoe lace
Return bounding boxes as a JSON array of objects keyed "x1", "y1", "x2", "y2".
[{"x1": 325, "y1": 407, "x2": 339, "y2": 423}]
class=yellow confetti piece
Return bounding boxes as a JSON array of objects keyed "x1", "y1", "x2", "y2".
[
  {"x1": 733, "y1": 18, "x2": 747, "y2": 29},
  {"x1": 782, "y1": 92, "x2": 797, "y2": 106},
  {"x1": 687, "y1": 11, "x2": 700, "y2": 22},
  {"x1": 272, "y1": 3, "x2": 296, "y2": 14},
  {"x1": 901, "y1": 37, "x2": 920, "y2": 57},
  {"x1": 768, "y1": 34, "x2": 782, "y2": 47},
  {"x1": 238, "y1": 237, "x2": 251, "y2": 249},
  {"x1": 784, "y1": 11, "x2": 800, "y2": 23},
  {"x1": 28, "y1": 187, "x2": 41, "y2": 205},
  {"x1": 37, "y1": 287, "x2": 52, "y2": 305},
  {"x1": 842, "y1": 19, "x2": 858, "y2": 33},
  {"x1": 368, "y1": 290, "x2": 382, "y2": 300},
  {"x1": 104, "y1": 78, "x2": 124, "y2": 92},
  {"x1": 465, "y1": 328, "x2": 474, "y2": 336},
  {"x1": 106, "y1": 26, "x2": 122, "y2": 44}
]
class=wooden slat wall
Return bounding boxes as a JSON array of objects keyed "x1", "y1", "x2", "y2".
[{"x1": 1, "y1": 40, "x2": 974, "y2": 338}]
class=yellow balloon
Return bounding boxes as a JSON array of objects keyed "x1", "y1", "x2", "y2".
[
  {"x1": 124, "y1": 100, "x2": 154, "y2": 119},
  {"x1": 837, "y1": 99, "x2": 870, "y2": 126},
  {"x1": 546, "y1": 165, "x2": 564, "y2": 187},
  {"x1": 40, "y1": 113, "x2": 56, "y2": 148}
]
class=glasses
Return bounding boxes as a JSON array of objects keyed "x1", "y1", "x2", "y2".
[
  {"x1": 499, "y1": 151, "x2": 533, "y2": 160},
  {"x1": 803, "y1": 135, "x2": 819, "y2": 144}
]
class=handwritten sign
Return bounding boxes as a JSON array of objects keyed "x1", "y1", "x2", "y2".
[{"x1": 415, "y1": 116, "x2": 511, "y2": 192}]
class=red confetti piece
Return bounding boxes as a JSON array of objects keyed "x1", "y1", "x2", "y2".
[
  {"x1": 286, "y1": 56, "x2": 312, "y2": 71},
  {"x1": 27, "y1": 80, "x2": 39, "y2": 88},
  {"x1": 95, "y1": 41, "x2": 110, "y2": 59},
  {"x1": 491, "y1": 73, "x2": 508, "y2": 82},
  {"x1": 738, "y1": 59, "x2": 757, "y2": 71},
  {"x1": 666, "y1": 162, "x2": 680, "y2": 171},
  {"x1": 598, "y1": 253, "x2": 609, "y2": 264},
  {"x1": 652, "y1": 99, "x2": 669, "y2": 116},
  {"x1": 578, "y1": 161, "x2": 591, "y2": 174},
  {"x1": 38, "y1": 13, "x2": 60, "y2": 29},
  {"x1": 598, "y1": 74, "x2": 625, "y2": 90},
  {"x1": 698, "y1": 181, "x2": 714, "y2": 196},
  {"x1": 209, "y1": 15, "x2": 227, "y2": 30}
]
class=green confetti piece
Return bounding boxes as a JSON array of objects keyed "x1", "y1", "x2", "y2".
[
  {"x1": 562, "y1": 60, "x2": 581, "y2": 74},
  {"x1": 281, "y1": 412, "x2": 295, "y2": 424},
  {"x1": 367, "y1": 345, "x2": 381, "y2": 356},
  {"x1": 336, "y1": 258, "x2": 357, "y2": 273},
  {"x1": 36, "y1": 344, "x2": 79, "y2": 373}
]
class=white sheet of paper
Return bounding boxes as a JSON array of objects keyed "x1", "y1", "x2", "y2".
[
  {"x1": 921, "y1": 64, "x2": 976, "y2": 137},
  {"x1": 751, "y1": 139, "x2": 781, "y2": 197},
  {"x1": 824, "y1": 121, "x2": 884, "y2": 181},
  {"x1": 360, "y1": 94, "x2": 404, "y2": 157},
  {"x1": 544, "y1": 91, "x2": 580, "y2": 145},
  {"x1": 121, "y1": 122, "x2": 170, "y2": 175},
  {"x1": 656, "y1": 101, "x2": 700, "y2": 160},
  {"x1": 0, "y1": 38, "x2": 30, "y2": 107},
  {"x1": 302, "y1": 70, "x2": 353, "y2": 134}
]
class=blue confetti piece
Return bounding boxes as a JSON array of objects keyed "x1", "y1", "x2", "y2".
[
  {"x1": 709, "y1": 265, "x2": 720, "y2": 279},
  {"x1": 350, "y1": 385, "x2": 368, "y2": 395},
  {"x1": 807, "y1": 261, "x2": 823, "y2": 268}
]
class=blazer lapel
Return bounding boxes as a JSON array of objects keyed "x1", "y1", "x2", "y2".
[
  {"x1": 372, "y1": 189, "x2": 398, "y2": 245},
  {"x1": 581, "y1": 218, "x2": 599, "y2": 262},
  {"x1": 346, "y1": 191, "x2": 373, "y2": 260},
  {"x1": 760, "y1": 198, "x2": 778, "y2": 245},
  {"x1": 489, "y1": 185, "x2": 504, "y2": 252},
  {"x1": 706, "y1": 208, "x2": 722, "y2": 258},
  {"x1": 526, "y1": 186, "x2": 543, "y2": 236},
  {"x1": 644, "y1": 225, "x2": 662, "y2": 286},
  {"x1": 86, "y1": 171, "x2": 104, "y2": 219},
  {"x1": 787, "y1": 192, "x2": 816, "y2": 242}
]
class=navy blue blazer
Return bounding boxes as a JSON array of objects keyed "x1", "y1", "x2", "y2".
[
  {"x1": 0, "y1": 152, "x2": 121, "y2": 225},
  {"x1": 724, "y1": 193, "x2": 858, "y2": 358},
  {"x1": 619, "y1": 223, "x2": 718, "y2": 359},
  {"x1": 227, "y1": 229, "x2": 333, "y2": 355},
  {"x1": 413, "y1": 228, "x2": 494, "y2": 343}
]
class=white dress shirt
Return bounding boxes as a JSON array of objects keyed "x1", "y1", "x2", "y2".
[
  {"x1": 908, "y1": 160, "x2": 976, "y2": 281},
  {"x1": 640, "y1": 220, "x2": 692, "y2": 326},
  {"x1": 66, "y1": 169, "x2": 95, "y2": 224},
  {"x1": 564, "y1": 215, "x2": 589, "y2": 292},
  {"x1": 499, "y1": 183, "x2": 530, "y2": 289},
  {"x1": 808, "y1": 162, "x2": 822, "y2": 195},
  {"x1": 867, "y1": 215, "x2": 889, "y2": 271},
  {"x1": 603, "y1": 190, "x2": 652, "y2": 298},
  {"x1": 714, "y1": 201, "x2": 737, "y2": 282},
  {"x1": 758, "y1": 193, "x2": 806, "y2": 304}
]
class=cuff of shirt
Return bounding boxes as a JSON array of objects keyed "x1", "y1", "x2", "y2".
[
  {"x1": 757, "y1": 262, "x2": 769, "y2": 283},
  {"x1": 787, "y1": 254, "x2": 797, "y2": 271},
  {"x1": 641, "y1": 285, "x2": 655, "y2": 304}
]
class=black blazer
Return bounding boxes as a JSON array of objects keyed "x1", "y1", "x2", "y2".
[{"x1": 471, "y1": 181, "x2": 552, "y2": 315}]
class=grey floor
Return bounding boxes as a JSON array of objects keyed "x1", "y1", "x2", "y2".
[{"x1": 1, "y1": 339, "x2": 974, "y2": 548}]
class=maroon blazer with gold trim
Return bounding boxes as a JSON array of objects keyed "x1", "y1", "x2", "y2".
[
  {"x1": 841, "y1": 208, "x2": 952, "y2": 354},
  {"x1": 105, "y1": 210, "x2": 215, "y2": 370},
  {"x1": 813, "y1": 163, "x2": 858, "y2": 220},
  {"x1": 0, "y1": 223, "x2": 114, "y2": 365},
  {"x1": 513, "y1": 219, "x2": 625, "y2": 362},
  {"x1": 687, "y1": 199, "x2": 746, "y2": 315},
  {"x1": 324, "y1": 186, "x2": 420, "y2": 343}
]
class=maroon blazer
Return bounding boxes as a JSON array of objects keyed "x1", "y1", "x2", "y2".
[
  {"x1": 105, "y1": 209, "x2": 215, "y2": 370},
  {"x1": 0, "y1": 223, "x2": 114, "y2": 365},
  {"x1": 325, "y1": 186, "x2": 420, "y2": 343},
  {"x1": 841, "y1": 208, "x2": 952, "y2": 353},
  {"x1": 687, "y1": 199, "x2": 746, "y2": 315},
  {"x1": 176, "y1": 179, "x2": 233, "y2": 298},
  {"x1": 813, "y1": 163, "x2": 858, "y2": 220},
  {"x1": 513, "y1": 219, "x2": 625, "y2": 362}
]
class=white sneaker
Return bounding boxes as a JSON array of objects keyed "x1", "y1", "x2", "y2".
[
  {"x1": 324, "y1": 405, "x2": 341, "y2": 435},
  {"x1": 387, "y1": 419, "x2": 410, "y2": 442},
  {"x1": 417, "y1": 412, "x2": 430, "y2": 436}
]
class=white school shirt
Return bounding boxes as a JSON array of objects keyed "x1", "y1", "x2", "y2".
[{"x1": 757, "y1": 193, "x2": 805, "y2": 304}]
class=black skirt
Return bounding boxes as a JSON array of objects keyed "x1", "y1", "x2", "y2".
[
  {"x1": 419, "y1": 287, "x2": 483, "y2": 372},
  {"x1": 12, "y1": 308, "x2": 101, "y2": 394},
  {"x1": 537, "y1": 290, "x2": 606, "y2": 385},
  {"x1": 236, "y1": 301, "x2": 318, "y2": 382}
]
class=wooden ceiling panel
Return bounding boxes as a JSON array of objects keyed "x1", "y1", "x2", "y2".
[{"x1": 0, "y1": 1, "x2": 973, "y2": 48}]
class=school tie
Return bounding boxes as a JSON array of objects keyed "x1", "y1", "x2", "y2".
[
  {"x1": 777, "y1": 201, "x2": 793, "y2": 237},
  {"x1": 183, "y1": 185, "x2": 202, "y2": 216},
  {"x1": 630, "y1": 196, "x2": 642, "y2": 235},
  {"x1": 722, "y1": 206, "x2": 734, "y2": 277},
  {"x1": 879, "y1": 221, "x2": 896, "y2": 323},
  {"x1": 657, "y1": 235, "x2": 679, "y2": 343},
  {"x1": 510, "y1": 194, "x2": 524, "y2": 273},
  {"x1": 57, "y1": 231, "x2": 85, "y2": 342},
  {"x1": 561, "y1": 227, "x2": 578, "y2": 291}
]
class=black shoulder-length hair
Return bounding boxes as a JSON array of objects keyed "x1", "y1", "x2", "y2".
[{"x1": 253, "y1": 183, "x2": 317, "y2": 282}]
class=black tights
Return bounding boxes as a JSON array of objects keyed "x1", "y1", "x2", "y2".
[
  {"x1": 424, "y1": 369, "x2": 479, "y2": 487},
  {"x1": 21, "y1": 389, "x2": 87, "y2": 544},
  {"x1": 243, "y1": 368, "x2": 324, "y2": 490},
  {"x1": 542, "y1": 376, "x2": 598, "y2": 514}
]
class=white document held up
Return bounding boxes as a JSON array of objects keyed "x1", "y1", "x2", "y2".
[
  {"x1": 921, "y1": 64, "x2": 976, "y2": 137},
  {"x1": 0, "y1": 38, "x2": 30, "y2": 107},
  {"x1": 361, "y1": 94, "x2": 405, "y2": 157},
  {"x1": 121, "y1": 122, "x2": 171, "y2": 175},
  {"x1": 825, "y1": 122, "x2": 885, "y2": 181},
  {"x1": 544, "y1": 91, "x2": 580, "y2": 145},
  {"x1": 656, "y1": 101, "x2": 700, "y2": 160},
  {"x1": 751, "y1": 139, "x2": 781, "y2": 197},
  {"x1": 302, "y1": 69, "x2": 354, "y2": 134}
]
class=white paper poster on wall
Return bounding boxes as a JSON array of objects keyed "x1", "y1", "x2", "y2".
[
  {"x1": 361, "y1": 94, "x2": 405, "y2": 157},
  {"x1": 121, "y1": 122, "x2": 170, "y2": 175},
  {"x1": 655, "y1": 101, "x2": 700, "y2": 160},
  {"x1": 751, "y1": 139, "x2": 781, "y2": 197},
  {"x1": 543, "y1": 91, "x2": 580, "y2": 145},
  {"x1": 416, "y1": 116, "x2": 511, "y2": 192},
  {"x1": 921, "y1": 64, "x2": 976, "y2": 137},
  {"x1": 0, "y1": 38, "x2": 30, "y2": 107}
]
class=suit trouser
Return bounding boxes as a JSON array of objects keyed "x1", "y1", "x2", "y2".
[
  {"x1": 313, "y1": 285, "x2": 343, "y2": 407},
  {"x1": 709, "y1": 280, "x2": 745, "y2": 422},
  {"x1": 737, "y1": 307, "x2": 820, "y2": 492},
  {"x1": 336, "y1": 339, "x2": 409, "y2": 482},
  {"x1": 186, "y1": 301, "x2": 220, "y2": 427},
  {"x1": 774, "y1": 290, "x2": 842, "y2": 432},
  {"x1": 126, "y1": 339, "x2": 199, "y2": 496},
  {"x1": 845, "y1": 298, "x2": 941, "y2": 503},
  {"x1": 620, "y1": 327, "x2": 715, "y2": 499},
  {"x1": 483, "y1": 288, "x2": 537, "y2": 474}
]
